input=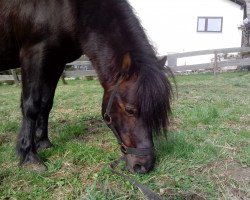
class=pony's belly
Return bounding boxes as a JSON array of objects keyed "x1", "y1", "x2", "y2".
[
  {"x1": 0, "y1": 49, "x2": 19, "y2": 71},
  {"x1": 0, "y1": 36, "x2": 19, "y2": 70}
]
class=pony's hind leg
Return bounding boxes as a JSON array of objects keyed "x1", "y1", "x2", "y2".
[
  {"x1": 35, "y1": 69, "x2": 64, "y2": 151},
  {"x1": 35, "y1": 100, "x2": 54, "y2": 151}
]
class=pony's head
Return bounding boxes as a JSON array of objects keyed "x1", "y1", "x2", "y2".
[{"x1": 102, "y1": 54, "x2": 172, "y2": 173}]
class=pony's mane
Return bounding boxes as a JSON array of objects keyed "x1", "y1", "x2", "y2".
[
  {"x1": 85, "y1": 0, "x2": 173, "y2": 133},
  {"x1": 115, "y1": 0, "x2": 173, "y2": 134}
]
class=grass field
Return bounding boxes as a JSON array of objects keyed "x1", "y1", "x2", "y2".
[{"x1": 0, "y1": 72, "x2": 249, "y2": 200}]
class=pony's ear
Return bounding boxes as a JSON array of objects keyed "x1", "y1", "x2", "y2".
[
  {"x1": 122, "y1": 52, "x2": 132, "y2": 72},
  {"x1": 158, "y1": 56, "x2": 167, "y2": 67}
]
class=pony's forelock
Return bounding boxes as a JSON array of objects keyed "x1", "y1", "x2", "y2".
[{"x1": 137, "y1": 63, "x2": 172, "y2": 135}]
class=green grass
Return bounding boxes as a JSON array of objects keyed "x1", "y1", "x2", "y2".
[{"x1": 0, "y1": 72, "x2": 249, "y2": 199}]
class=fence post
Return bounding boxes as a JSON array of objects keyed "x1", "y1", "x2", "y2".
[
  {"x1": 61, "y1": 71, "x2": 67, "y2": 85},
  {"x1": 11, "y1": 69, "x2": 20, "y2": 86},
  {"x1": 167, "y1": 55, "x2": 177, "y2": 68},
  {"x1": 213, "y1": 51, "x2": 218, "y2": 76}
]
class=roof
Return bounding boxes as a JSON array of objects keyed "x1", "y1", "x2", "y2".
[
  {"x1": 230, "y1": 0, "x2": 247, "y2": 18},
  {"x1": 230, "y1": 0, "x2": 246, "y2": 6}
]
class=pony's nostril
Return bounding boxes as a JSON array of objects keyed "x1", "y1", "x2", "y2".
[
  {"x1": 133, "y1": 164, "x2": 147, "y2": 174},
  {"x1": 133, "y1": 164, "x2": 141, "y2": 173},
  {"x1": 140, "y1": 166, "x2": 146, "y2": 173}
]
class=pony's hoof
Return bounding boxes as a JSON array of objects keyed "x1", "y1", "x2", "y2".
[
  {"x1": 21, "y1": 162, "x2": 48, "y2": 172},
  {"x1": 36, "y1": 139, "x2": 53, "y2": 151}
]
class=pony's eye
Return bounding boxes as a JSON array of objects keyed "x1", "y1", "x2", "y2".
[{"x1": 125, "y1": 107, "x2": 136, "y2": 116}]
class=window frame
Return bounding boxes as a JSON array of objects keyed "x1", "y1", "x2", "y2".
[{"x1": 197, "y1": 17, "x2": 223, "y2": 33}]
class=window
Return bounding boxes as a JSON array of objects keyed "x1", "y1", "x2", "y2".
[{"x1": 197, "y1": 17, "x2": 223, "y2": 32}]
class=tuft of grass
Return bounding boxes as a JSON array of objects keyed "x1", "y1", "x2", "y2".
[{"x1": 0, "y1": 121, "x2": 19, "y2": 133}]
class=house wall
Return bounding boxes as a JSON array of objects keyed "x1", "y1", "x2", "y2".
[
  {"x1": 128, "y1": 0, "x2": 244, "y2": 60},
  {"x1": 245, "y1": 0, "x2": 250, "y2": 18}
]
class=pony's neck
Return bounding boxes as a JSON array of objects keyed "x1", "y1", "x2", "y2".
[
  {"x1": 78, "y1": 0, "x2": 157, "y2": 86},
  {"x1": 81, "y1": 32, "x2": 123, "y2": 86}
]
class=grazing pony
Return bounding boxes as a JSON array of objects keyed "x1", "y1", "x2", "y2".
[{"x1": 0, "y1": 0, "x2": 172, "y2": 173}]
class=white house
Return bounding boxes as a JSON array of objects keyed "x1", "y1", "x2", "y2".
[{"x1": 128, "y1": 0, "x2": 246, "y2": 65}]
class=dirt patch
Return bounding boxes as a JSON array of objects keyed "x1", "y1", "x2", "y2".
[
  {"x1": 200, "y1": 160, "x2": 250, "y2": 183},
  {"x1": 0, "y1": 134, "x2": 12, "y2": 145},
  {"x1": 75, "y1": 118, "x2": 105, "y2": 142},
  {"x1": 84, "y1": 118, "x2": 104, "y2": 130},
  {"x1": 0, "y1": 169, "x2": 15, "y2": 187},
  {"x1": 225, "y1": 114, "x2": 250, "y2": 132},
  {"x1": 52, "y1": 186, "x2": 74, "y2": 200},
  {"x1": 169, "y1": 118, "x2": 182, "y2": 132},
  {"x1": 240, "y1": 114, "x2": 250, "y2": 122},
  {"x1": 218, "y1": 161, "x2": 250, "y2": 182},
  {"x1": 80, "y1": 162, "x2": 106, "y2": 186},
  {"x1": 56, "y1": 108, "x2": 73, "y2": 114},
  {"x1": 196, "y1": 160, "x2": 250, "y2": 199},
  {"x1": 160, "y1": 188, "x2": 206, "y2": 200},
  {"x1": 227, "y1": 188, "x2": 249, "y2": 200}
]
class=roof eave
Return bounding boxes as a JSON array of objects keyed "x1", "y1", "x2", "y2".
[{"x1": 230, "y1": 0, "x2": 247, "y2": 18}]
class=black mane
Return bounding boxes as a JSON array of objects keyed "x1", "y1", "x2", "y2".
[{"x1": 112, "y1": 0, "x2": 173, "y2": 133}]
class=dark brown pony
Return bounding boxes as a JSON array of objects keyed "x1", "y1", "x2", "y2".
[{"x1": 0, "y1": 0, "x2": 172, "y2": 173}]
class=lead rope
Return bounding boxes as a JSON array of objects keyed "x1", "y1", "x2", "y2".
[{"x1": 109, "y1": 157, "x2": 162, "y2": 200}]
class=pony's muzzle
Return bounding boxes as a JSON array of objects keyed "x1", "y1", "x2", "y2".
[{"x1": 124, "y1": 153, "x2": 155, "y2": 174}]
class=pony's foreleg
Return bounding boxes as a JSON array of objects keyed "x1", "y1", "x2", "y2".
[{"x1": 17, "y1": 45, "x2": 47, "y2": 172}]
